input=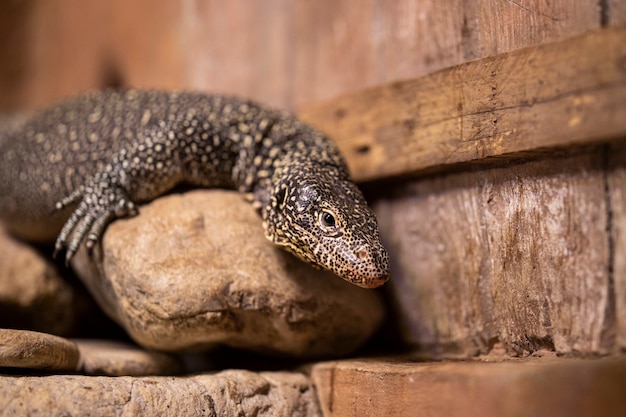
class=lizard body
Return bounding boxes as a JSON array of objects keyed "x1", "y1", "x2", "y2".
[{"x1": 0, "y1": 90, "x2": 389, "y2": 288}]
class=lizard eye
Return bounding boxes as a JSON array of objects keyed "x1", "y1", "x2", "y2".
[{"x1": 320, "y1": 211, "x2": 336, "y2": 228}]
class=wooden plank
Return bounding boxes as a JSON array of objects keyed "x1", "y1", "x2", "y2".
[
  {"x1": 299, "y1": 26, "x2": 626, "y2": 182},
  {"x1": 289, "y1": 0, "x2": 598, "y2": 107},
  {"x1": 609, "y1": 0, "x2": 626, "y2": 25},
  {"x1": 374, "y1": 171, "x2": 491, "y2": 356},
  {"x1": 609, "y1": 142, "x2": 626, "y2": 350},
  {"x1": 375, "y1": 150, "x2": 613, "y2": 356},
  {"x1": 312, "y1": 357, "x2": 626, "y2": 417},
  {"x1": 288, "y1": 0, "x2": 467, "y2": 108},
  {"x1": 482, "y1": 153, "x2": 610, "y2": 355},
  {"x1": 461, "y1": 0, "x2": 599, "y2": 60},
  {"x1": 1, "y1": 1, "x2": 602, "y2": 112}
]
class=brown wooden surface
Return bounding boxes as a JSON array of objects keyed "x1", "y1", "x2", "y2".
[
  {"x1": 312, "y1": 356, "x2": 626, "y2": 417},
  {"x1": 300, "y1": 26, "x2": 626, "y2": 182},
  {"x1": 0, "y1": 0, "x2": 623, "y2": 364},
  {"x1": 0, "y1": 0, "x2": 604, "y2": 112},
  {"x1": 375, "y1": 147, "x2": 622, "y2": 356},
  {"x1": 611, "y1": 0, "x2": 626, "y2": 24},
  {"x1": 609, "y1": 143, "x2": 626, "y2": 350}
]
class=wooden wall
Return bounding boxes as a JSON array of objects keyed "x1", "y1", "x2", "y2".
[
  {"x1": 0, "y1": 0, "x2": 614, "y2": 112},
  {"x1": 1, "y1": 0, "x2": 625, "y2": 358}
]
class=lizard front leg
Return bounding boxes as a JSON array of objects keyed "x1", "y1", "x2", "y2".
[{"x1": 53, "y1": 135, "x2": 184, "y2": 264}]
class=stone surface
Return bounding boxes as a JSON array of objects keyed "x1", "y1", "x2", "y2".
[
  {"x1": 312, "y1": 356, "x2": 626, "y2": 417},
  {"x1": 0, "y1": 370, "x2": 321, "y2": 416},
  {"x1": 76, "y1": 339, "x2": 184, "y2": 376},
  {"x1": 72, "y1": 190, "x2": 385, "y2": 358},
  {"x1": 0, "y1": 226, "x2": 78, "y2": 335},
  {"x1": 375, "y1": 150, "x2": 619, "y2": 357},
  {"x1": 0, "y1": 328, "x2": 79, "y2": 371}
]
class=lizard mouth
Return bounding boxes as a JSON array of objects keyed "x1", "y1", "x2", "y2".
[
  {"x1": 338, "y1": 248, "x2": 390, "y2": 288},
  {"x1": 342, "y1": 268, "x2": 390, "y2": 289},
  {"x1": 342, "y1": 244, "x2": 390, "y2": 288}
]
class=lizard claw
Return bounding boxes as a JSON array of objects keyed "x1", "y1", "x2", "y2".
[{"x1": 52, "y1": 178, "x2": 137, "y2": 264}]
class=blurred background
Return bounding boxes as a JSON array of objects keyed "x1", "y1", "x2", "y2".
[{"x1": 0, "y1": 0, "x2": 618, "y2": 113}]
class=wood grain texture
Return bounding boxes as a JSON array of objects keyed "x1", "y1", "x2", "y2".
[
  {"x1": 461, "y1": 0, "x2": 599, "y2": 61},
  {"x1": 375, "y1": 150, "x2": 616, "y2": 356},
  {"x1": 608, "y1": 142, "x2": 626, "y2": 350},
  {"x1": 609, "y1": 0, "x2": 626, "y2": 25},
  {"x1": 300, "y1": 26, "x2": 626, "y2": 182},
  {"x1": 375, "y1": 172, "x2": 489, "y2": 356},
  {"x1": 0, "y1": 0, "x2": 602, "y2": 112},
  {"x1": 312, "y1": 357, "x2": 626, "y2": 417}
]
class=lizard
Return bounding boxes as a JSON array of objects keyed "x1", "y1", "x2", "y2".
[{"x1": 0, "y1": 89, "x2": 390, "y2": 289}]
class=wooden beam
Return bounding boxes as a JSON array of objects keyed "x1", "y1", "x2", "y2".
[
  {"x1": 299, "y1": 26, "x2": 626, "y2": 182},
  {"x1": 312, "y1": 357, "x2": 626, "y2": 417}
]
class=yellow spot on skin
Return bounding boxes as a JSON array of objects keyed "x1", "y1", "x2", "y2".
[
  {"x1": 141, "y1": 110, "x2": 152, "y2": 126},
  {"x1": 48, "y1": 152, "x2": 63, "y2": 163},
  {"x1": 88, "y1": 109, "x2": 102, "y2": 123}
]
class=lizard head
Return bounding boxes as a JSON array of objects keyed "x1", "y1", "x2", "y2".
[{"x1": 262, "y1": 167, "x2": 390, "y2": 288}]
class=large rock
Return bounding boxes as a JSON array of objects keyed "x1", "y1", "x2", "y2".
[
  {"x1": 72, "y1": 190, "x2": 385, "y2": 358},
  {"x1": 0, "y1": 226, "x2": 80, "y2": 335},
  {"x1": 0, "y1": 370, "x2": 321, "y2": 416}
]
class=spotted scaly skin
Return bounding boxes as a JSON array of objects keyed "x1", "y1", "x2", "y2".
[{"x1": 0, "y1": 90, "x2": 390, "y2": 288}]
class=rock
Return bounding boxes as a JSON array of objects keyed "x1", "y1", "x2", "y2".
[
  {"x1": 76, "y1": 339, "x2": 184, "y2": 376},
  {"x1": 0, "y1": 370, "x2": 321, "y2": 416},
  {"x1": 0, "y1": 328, "x2": 79, "y2": 371},
  {"x1": 0, "y1": 329, "x2": 183, "y2": 376},
  {"x1": 0, "y1": 226, "x2": 77, "y2": 335},
  {"x1": 72, "y1": 190, "x2": 385, "y2": 358}
]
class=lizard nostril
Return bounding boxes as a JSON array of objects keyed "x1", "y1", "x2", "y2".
[{"x1": 357, "y1": 249, "x2": 368, "y2": 260}]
